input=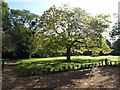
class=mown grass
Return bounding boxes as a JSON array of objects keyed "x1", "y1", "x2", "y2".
[{"x1": 17, "y1": 56, "x2": 120, "y2": 76}]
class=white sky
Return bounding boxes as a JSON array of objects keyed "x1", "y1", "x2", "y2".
[
  {"x1": 5, "y1": 0, "x2": 119, "y2": 16},
  {"x1": 54, "y1": 0, "x2": 119, "y2": 16},
  {"x1": 6, "y1": 0, "x2": 120, "y2": 23},
  {"x1": 5, "y1": 0, "x2": 120, "y2": 41}
]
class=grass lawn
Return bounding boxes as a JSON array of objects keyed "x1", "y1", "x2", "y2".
[{"x1": 17, "y1": 56, "x2": 120, "y2": 76}]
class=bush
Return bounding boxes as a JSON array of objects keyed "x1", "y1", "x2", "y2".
[{"x1": 15, "y1": 44, "x2": 31, "y2": 59}]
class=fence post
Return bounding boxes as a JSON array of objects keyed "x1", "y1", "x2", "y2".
[
  {"x1": 68, "y1": 65, "x2": 70, "y2": 70},
  {"x1": 84, "y1": 64, "x2": 86, "y2": 69},
  {"x1": 92, "y1": 63, "x2": 94, "y2": 67},
  {"x1": 105, "y1": 58, "x2": 108, "y2": 66},
  {"x1": 110, "y1": 61, "x2": 112, "y2": 66},
  {"x1": 94, "y1": 63, "x2": 97, "y2": 67},
  {"x1": 99, "y1": 62, "x2": 101, "y2": 66},
  {"x1": 114, "y1": 62, "x2": 117, "y2": 66},
  {"x1": 72, "y1": 66, "x2": 74, "y2": 70},
  {"x1": 63, "y1": 66, "x2": 66, "y2": 71},
  {"x1": 76, "y1": 65, "x2": 79, "y2": 69},
  {"x1": 81, "y1": 65, "x2": 83, "y2": 69},
  {"x1": 2, "y1": 61, "x2": 4, "y2": 70}
]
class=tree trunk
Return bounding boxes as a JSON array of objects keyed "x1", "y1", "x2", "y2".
[
  {"x1": 66, "y1": 45, "x2": 71, "y2": 62},
  {"x1": 29, "y1": 53, "x2": 31, "y2": 58}
]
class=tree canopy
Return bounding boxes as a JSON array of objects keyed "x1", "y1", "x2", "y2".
[
  {"x1": 2, "y1": 3, "x2": 112, "y2": 60},
  {"x1": 39, "y1": 5, "x2": 111, "y2": 61}
]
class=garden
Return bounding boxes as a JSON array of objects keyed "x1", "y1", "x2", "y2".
[{"x1": 2, "y1": 0, "x2": 120, "y2": 90}]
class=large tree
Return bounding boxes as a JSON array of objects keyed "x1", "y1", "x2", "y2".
[{"x1": 39, "y1": 5, "x2": 111, "y2": 61}]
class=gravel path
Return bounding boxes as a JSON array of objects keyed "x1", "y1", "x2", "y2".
[{"x1": 2, "y1": 61, "x2": 120, "y2": 90}]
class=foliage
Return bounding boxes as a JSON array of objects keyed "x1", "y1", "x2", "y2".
[
  {"x1": 110, "y1": 18, "x2": 120, "y2": 40},
  {"x1": 2, "y1": 4, "x2": 42, "y2": 59},
  {"x1": 1, "y1": 1, "x2": 15, "y2": 58},
  {"x1": 2, "y1": 2, "x2": 111, "y2": 59},
  {"x1": 1, "y1": 1, "x2": 11, "y2": 31},
  {"x1": 112, "y1": 39, "x2": 120, "y2": 55},
  {"x1": 39, "y1": 5, "x2": 111, "y2": 61},
  {"x1": 36, "y1": 34, "x2": 65, "y2": 57},
  {"x1": 110, "y1": 14, "x2": 120, "y2": 55}
]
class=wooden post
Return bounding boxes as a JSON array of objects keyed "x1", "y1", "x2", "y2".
[
  {"x1": 105, "y1": 58, "x2": 108, "y2": 66},
  {"x1": 72, "y1": 66, "x2": 74, "y2": 70},
  {"x1": 2, "y1": 61, "x2": 4, "y2": 70},
  {"x1": 92, "y1": 63, "x2": 94, "y2": 67},
  {"x1": 88, "y1": 64, "x2": 90, "y2": 68},
  {"x1": 110, "y1": 61, "x2": 112, "y2": 66},
  {"x1": 115, "y1": 62, "x2": 117, "y2": 66},
  {"x1": 68, "y1": 65, "x2": 70, "y2": 70},
  {"x1": 117, "y1": 61, "x2": 119, "y2": 66},
  {"x1": 76, "y1": 65, "x2": 79, "y2": 69},
  {"x1": 99, "y1": 62, "x2": 101, "y2": 66},
  {"x1": 59, "y1": 67, "x2": 61, "y2": 71},
  {"x1": 94, "y1": 63, "x2": 97, "y2": 67},
  {"x1": 101, "y1": 61, "x2": 103, "y2": 66},
  {"x1": 81, "y1": 65, "x2": 83, "y2": 69},
  {"x1": 63, "y1": 66, "x2": 66, "y2": 71},
  {"x1": 84, "y1": 64, "x2": 87, "y2": 69}
]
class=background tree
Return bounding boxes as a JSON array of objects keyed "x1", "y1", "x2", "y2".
[
  {"x1": 110, "y1": 14, "x2": 120, "y2": 39},
  {"x1": 1, "y1": 1, "x2": 15, "y2": 58},
  {"x1": 110, "y1": 14, "x2": 120, "y2": 55},
  {"x1": 2, "y1": 2, "x2": 42, "y2": 59},
  {"x1": 2, "y1": 1, "x2": 11, "y2": 31},
  {"x1": 112, "y1": 39, "x2": 120, "y2": 55},
  {"x1": 9, "y1": 9, "x2": 41, "y2": 59}
]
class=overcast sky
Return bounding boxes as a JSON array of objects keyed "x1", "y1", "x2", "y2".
[
  {"x1": 5, "y1": 0, "x2": 119, "y2": 16},
  {"x1": 5, "y1": 0, "x2": 120, "y2": 41}
]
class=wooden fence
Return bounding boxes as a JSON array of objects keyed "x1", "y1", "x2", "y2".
[
  {"x1": 2, "y1": 59, "x2": 120, "y2": 76},
  {"x1": 28, "y1": 59, "x2": 120, "y2": 76}
]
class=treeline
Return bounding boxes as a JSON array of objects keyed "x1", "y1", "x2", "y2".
[{"x1": 2, "y1": 2, "x2": 119, "y2": 61}]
